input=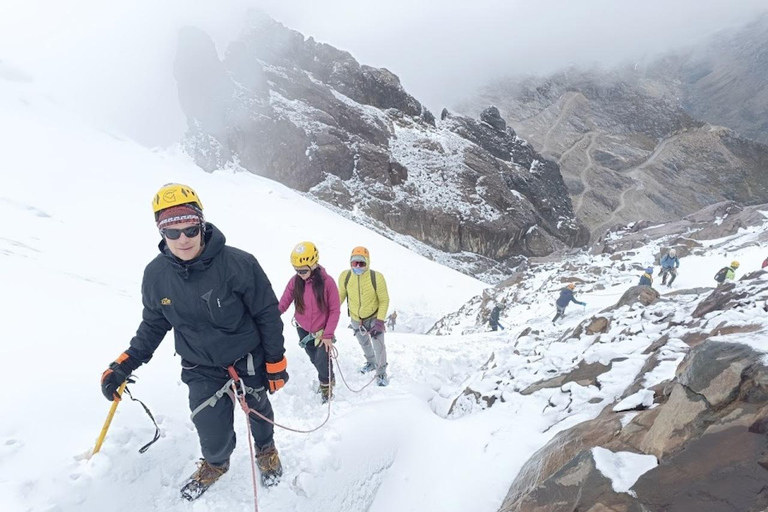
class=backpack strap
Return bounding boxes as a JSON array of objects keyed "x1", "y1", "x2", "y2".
[{"x1": 345, "y1": 269, "x2": 376, "y2": 293}]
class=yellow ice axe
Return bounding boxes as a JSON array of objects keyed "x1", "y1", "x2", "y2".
[{"x1": 90, "y1": 381, "x2": 128, "y2": 458}]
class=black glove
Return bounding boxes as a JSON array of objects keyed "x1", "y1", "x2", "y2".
[
  {"x1": 368, "y1": 319, "x2": 386, "y2": 338},
  {"x1": 266, "y1": 357, "x2": 289, "y2": 394},
  {"x1": 100, "y1": 352, "x2": 139, "y2": 401}
]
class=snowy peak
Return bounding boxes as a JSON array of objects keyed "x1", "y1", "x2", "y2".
[{"x1": 174, "y1": 14, "x2": 587, "y2": 277}]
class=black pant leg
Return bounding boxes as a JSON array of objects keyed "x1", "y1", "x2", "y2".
[
  {"x1": 299, "y1": 326, "x2": 333, "y2": 384},
  {"x1": 240, "y1": 376, "x2": 275, "y2": 450},
  {"x1": 182, "y1": 368, "x2": 236, "y2": 465}
]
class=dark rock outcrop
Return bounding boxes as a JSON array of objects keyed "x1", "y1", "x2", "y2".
[
  {"x1": 174, "y1": 16, "x2": 588, "y2": 265},
  {"x1": 500, "y1": 340, "x2": 768, "y2": 512}
]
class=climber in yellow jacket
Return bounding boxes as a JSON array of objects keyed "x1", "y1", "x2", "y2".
[{"x1": 339, "y1": 246, "x2": 391, "y2": 386}]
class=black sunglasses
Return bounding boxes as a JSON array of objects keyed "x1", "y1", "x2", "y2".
[
  {"x1": 295, "y1": 268, "x2": 311, "y2": 275},
  {"x1": 162, "y1": 225, "x2": 201, "y2": 240}
]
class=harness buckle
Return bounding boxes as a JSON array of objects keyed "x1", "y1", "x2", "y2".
[{"x1": 227, "y1": 366, "x2": 247, "y2": 397}]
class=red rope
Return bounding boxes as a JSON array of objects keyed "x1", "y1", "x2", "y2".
[
  {"x1": 227, "y1": 341, "x2": 385, "y2": 508},
  {"x1": 232, "y1": 383, "x2": 260, "y2": 512}
]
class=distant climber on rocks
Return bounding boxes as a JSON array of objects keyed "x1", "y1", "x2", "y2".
[
  {"x1": 489, "y1": 304, "x2": 504, "y2": 331},
  {"x1": 552, "y1": 283, "x2": 586, "y2": 324},
  {"x1": 639, "y1": 267, "x2": 654, "y2": 287},
  {"x1": 714, "y1": 261, "x2": 740, "y2": 284},
  {"x1": 660, "y1": 249, "x2": 680, "y2": 287},
  {"x1": 387, "y1": 310, "x2": 398, "y2": 331}
]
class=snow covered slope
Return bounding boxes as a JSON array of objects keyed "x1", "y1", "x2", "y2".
[
  {"x1": 4, "y1": 73, "x2": 768, "y2": 512},
  {"x1": 0, "y1": 79, "x2": 524, "y2": 512}
]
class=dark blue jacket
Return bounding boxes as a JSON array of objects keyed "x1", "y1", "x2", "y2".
[
  {"x1": 489, "y1": 306, "x2": 501, "y2": 325},
  {"x1": 125, "y1": 224, "x2": 285, "y2": 384},
  {"x1": 639, "y1": 273, "x2": 653, "y2": 286},
  {"x1": 661, "y1": 254, "x2": 679, "y2": 269},
  {"x1": 556, "y1": 288, "x2": 583, "y2": 308}
]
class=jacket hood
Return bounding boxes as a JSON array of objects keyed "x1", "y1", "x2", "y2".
[
  {"x1": 160, "y1": 223, "x2": 226, "y2": 278},
  {"x1": 350, "y1": 254, "x2": 371, "y2": 273}
]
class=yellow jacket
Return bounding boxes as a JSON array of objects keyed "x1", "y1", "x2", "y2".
[{"x1": 338, "y1": 266, "x2": 389, "y2": 322}]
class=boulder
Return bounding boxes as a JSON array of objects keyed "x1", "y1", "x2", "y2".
[
  {"x1": 615, "y1": 286, "x2": 660, "y2": 308},
  {"x1": 586, "y1": 317, "x2": 610, "y2": 335},
  {"x1": 677, "y1": 342, "x2": 760, "y2": 409}
]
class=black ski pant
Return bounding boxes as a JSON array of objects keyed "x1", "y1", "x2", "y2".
[
  {"x1": 297, "y1": 327, "x2": 334, "y2": 385},
  {"x1": 182, "y1": 365, "x2": 274, "y2": 465},
  {"x1": 660, "y1": 268, "x2": 677, "y2": 285},
  {"x1": 552, "y1": 305, "x2": 566, "y2": 323}
]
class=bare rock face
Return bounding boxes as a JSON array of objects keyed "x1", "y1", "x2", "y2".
[
  {"x1": 174, "y1": 17, "x2": 588, "y2": 265},
  {"x1": 499, "y1": 414, "x2": 625, "y2": 512},
  {"x1": 500, "y1": 340, "x2": 768, "y2": 512},
  {"x1": 632, "y1": 426, "x2": 768, "y2": 512},
  {"x1": 692, "y1": 282, "x2": 748, "y2": 318}
]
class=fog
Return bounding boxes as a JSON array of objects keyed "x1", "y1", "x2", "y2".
[{"x1": 2, "y1": 0, "x2": 765, "y2": 147}]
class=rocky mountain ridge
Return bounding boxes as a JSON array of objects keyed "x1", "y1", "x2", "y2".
[
  {"x1": 460, "y1": 16, "x2": 768, "y2": 239},
  {"x1": 429, "y1": 201, "x2": 768, "y2": 511},
  {"x1": 173, "y1": 14, "x2": 588, "y2": 278},
  {"x1": 461, "y1": 69, "x2": 768, "y2": 239}
]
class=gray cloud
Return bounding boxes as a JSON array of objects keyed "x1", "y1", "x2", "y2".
[
  {"x1": 2, "y1": 0, "x2": 765, "y2": 146},
  {"x1": 262, "y1": 0, "x2": 768, "y2": 114}
]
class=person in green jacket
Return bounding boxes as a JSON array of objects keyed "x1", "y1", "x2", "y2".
[{"x1": 339, "y1": 246, "x2": 391, "y2": 386}]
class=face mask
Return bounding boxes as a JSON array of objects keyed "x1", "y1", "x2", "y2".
[{"x1": 352, "y1": 267, "x2": 365, "y2": 275}]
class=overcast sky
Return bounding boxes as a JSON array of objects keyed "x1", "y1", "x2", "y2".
[
  {"x1": 2, "y1": 0, "x2": 766, "y2": 147},
  {"x1": 262, "y1": 0, "x2": 768, "y2": 114}
]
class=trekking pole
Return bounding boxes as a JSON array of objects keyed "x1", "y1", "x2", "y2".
[{"x1": 90, "y1": 381, "x2": 128, "y2": 458}]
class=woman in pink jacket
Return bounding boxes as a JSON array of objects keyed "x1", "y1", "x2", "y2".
[{"x1": 278, "y1": 242, "x2": 340, "y2": 403}]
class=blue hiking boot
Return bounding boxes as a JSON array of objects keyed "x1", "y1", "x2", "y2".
[{"x1": 359, "y1": 362, "x2": 376, "y2": 374}]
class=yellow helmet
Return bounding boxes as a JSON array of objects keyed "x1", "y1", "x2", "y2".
[
  {"x1": 152, "y1": 183, "x2": 203, "y2": 218},
  {"x1": 731, "y1": 260, "x2": 740, "y2": 268},
  {"x1": 291, "y1": 242, "x2": 319, "y2": 268}
]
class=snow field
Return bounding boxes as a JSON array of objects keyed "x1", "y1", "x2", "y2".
[{"x1": 0, "y1": 79, "x2": 544, "y2": 512}]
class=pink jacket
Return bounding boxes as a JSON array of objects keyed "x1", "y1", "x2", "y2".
[{"x1": 278, "y1": 265, "x2": 341, "y2": 339}]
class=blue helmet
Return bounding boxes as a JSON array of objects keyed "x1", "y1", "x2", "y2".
[{"x1": 645, "y1": 266, "x2": 654, "y2": 274}]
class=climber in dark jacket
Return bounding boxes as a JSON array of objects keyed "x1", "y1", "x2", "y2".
[
  {"x1": 489, "y1": 304, "x2": 504, "y2": 331},
  {"x1": 639, "y1": 267, "x2": 654, "y2": 287},
  {"x1": 99, "y1": 184, "x2": 287, "y2": 499},
  {"x1": 553, "y1": 284, "x2": 586, "y2": 323}
]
